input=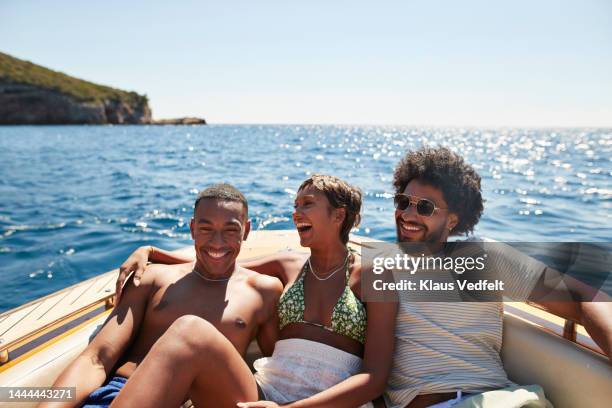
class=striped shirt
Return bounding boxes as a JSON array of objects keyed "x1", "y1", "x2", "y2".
[{"x1": 384, "y1": 240, "x2": 547, "y2": 408}]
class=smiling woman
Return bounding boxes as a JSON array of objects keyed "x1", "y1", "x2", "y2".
[{"x1": 294, "y1": 174, "x2": 362, "y2": 246}]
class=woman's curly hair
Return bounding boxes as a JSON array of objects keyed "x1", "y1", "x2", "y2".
[{"x1": 392, "y1": 146, "x2": 484, "y2": 235}]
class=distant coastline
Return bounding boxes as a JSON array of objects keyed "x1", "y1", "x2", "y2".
[
  {"x1": 151, "y1": 117, "x2": 207, "y2": 125},
  {"x1": 0, "y1": 52, "x2": 205, "y2": 125}
]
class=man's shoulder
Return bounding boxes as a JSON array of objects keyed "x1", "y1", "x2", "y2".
[
  {"x1": 143, "y1": 262, "x2": 192, "y2": 286},
  {"x1": 240, "y1": 267, "x2": 283, "y2": 296}
]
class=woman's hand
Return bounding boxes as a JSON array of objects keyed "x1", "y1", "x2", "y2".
[
  {"x1": 115, "y1": 246, "x2": 151, "y2": 303},
  {"x1": 236, "y1": 401, "x2": 282, "y2": 408}
]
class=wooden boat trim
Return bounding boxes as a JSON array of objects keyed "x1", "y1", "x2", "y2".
[
  {"x1": 0, "y1": 296, "x2": 113, "y2": 366},
  {"x1": 0, "y1": 309, "x2": 113, "y2": 374}
]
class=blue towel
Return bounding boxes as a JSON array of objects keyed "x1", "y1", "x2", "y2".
[{"x1": 82, "y1": 376, "x2": 127, "y2": 408}]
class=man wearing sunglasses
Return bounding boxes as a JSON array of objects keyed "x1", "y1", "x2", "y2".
[{"x1": 385, "y1": 146, "x2": 611, "y2": 408}]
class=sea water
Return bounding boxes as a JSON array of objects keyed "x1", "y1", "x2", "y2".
[{"x1": 0, "y1": 125, "x2": 610, "y2": 311}]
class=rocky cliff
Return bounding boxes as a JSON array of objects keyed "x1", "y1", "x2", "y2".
[{"x1": 0, "y1": 52, "x2": 152, "y2": 125}]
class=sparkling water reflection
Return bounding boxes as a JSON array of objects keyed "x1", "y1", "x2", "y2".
[{"x1": 0, "y1": 125, "x2": 610, "y2": 311}]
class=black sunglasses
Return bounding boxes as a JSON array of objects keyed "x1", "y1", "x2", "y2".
[{"x1": 393, "y1": 194, "x2": 447, "y2": 217}]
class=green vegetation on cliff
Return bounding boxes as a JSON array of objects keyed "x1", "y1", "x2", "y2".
[{"x1": 0, "y1": 52, "x2": 147, "y2": 105}]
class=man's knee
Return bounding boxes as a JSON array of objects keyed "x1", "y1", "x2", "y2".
[{"x1": 168, "y1": 315, "x2": 222, "y2": 350}]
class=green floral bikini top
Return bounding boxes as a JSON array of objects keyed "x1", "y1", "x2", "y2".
[{"x1": 277, "y1": 255, "x2": 367, "y2": 344}]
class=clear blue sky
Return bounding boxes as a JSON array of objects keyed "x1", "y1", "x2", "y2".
[{"x1": 1, "y1": 0, "x2": 611, "y2": 126}]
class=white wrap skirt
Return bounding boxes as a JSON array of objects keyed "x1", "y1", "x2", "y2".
[{"x1": 254, "y1": 338, "x2": 374, "y2": 408}]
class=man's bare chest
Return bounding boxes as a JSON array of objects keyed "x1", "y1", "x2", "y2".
[{"x1": 142, "y1": 280, "x2": 262, "y2": 344}]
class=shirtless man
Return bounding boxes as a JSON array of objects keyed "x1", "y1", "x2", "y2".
[{"x1": 39, "y1": 183, "x2": 283, "y2": 408}]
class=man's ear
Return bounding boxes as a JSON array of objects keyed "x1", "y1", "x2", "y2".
[
  {"x1": 447, "y1": 213, "x2": 459, "y2": 232},
  {"x1": 190, "y1": 217, "x2": 195, "y2": 240},
  {"x1": 243, "y1": 219, "x2": 251, "y2": 241}
]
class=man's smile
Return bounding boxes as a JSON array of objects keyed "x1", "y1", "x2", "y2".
[
  {"x1": 203, "y1": 248, "x2": 231, "y2": 260},
  {"x1": 397, "y1": 218, "x2": 426, "y2": 240}
]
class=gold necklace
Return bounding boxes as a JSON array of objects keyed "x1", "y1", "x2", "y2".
[{"x1": 308, "y1": 251, "x2": 350, "y2": 281}]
